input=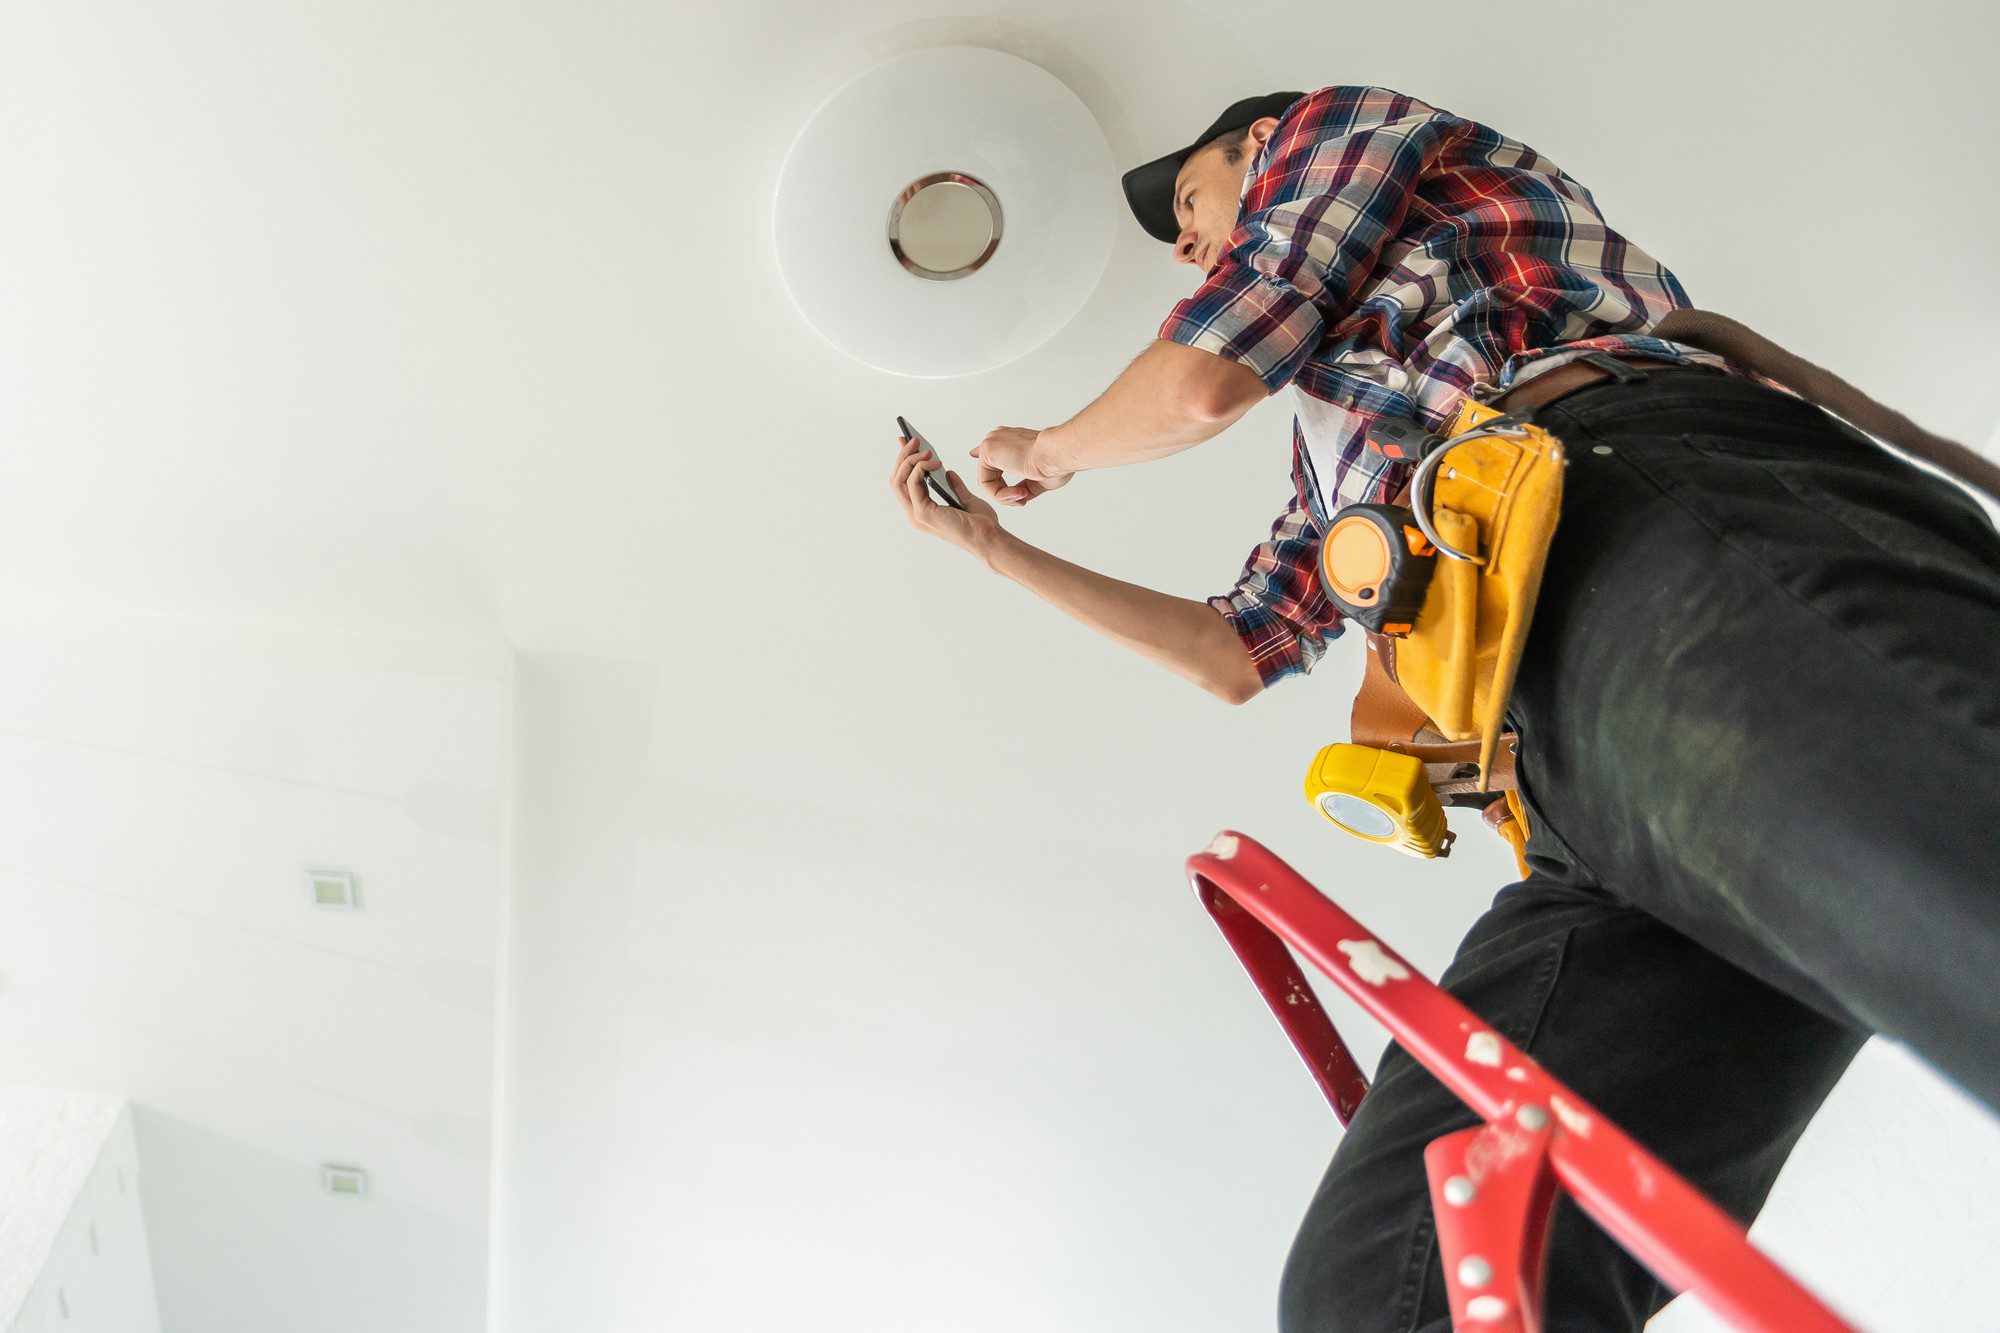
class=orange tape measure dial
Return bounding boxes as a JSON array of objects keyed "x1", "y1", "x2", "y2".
[{"x1": 1316, "y1": 504, "x2": 1437, "y2": 636}]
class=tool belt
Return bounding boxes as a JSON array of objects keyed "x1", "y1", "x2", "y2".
[
  {"x1": 1304, "y1": 383, "x2": 1568, "y2": 869},
  {"x1": 1303, "y1": 310, "x2": 1998, "y2": 873},
  {"x1": 1362, "y1": 392, "x2": 1564, "y2": 782}
]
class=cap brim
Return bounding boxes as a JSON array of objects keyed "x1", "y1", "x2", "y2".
[
  {"x1": 1122, "y1": 90, "x2": 1307, "y2": 246},
  {"x1": 1121, "y1": 151, "x2": 1190, "y2": 246}
]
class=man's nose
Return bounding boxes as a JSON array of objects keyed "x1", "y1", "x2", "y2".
[{"x1": 1173, "y1": 230, "x2": 1200, "y2": 265}]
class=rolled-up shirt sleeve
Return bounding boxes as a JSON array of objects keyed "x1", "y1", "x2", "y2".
[
  {"x1": 1160, "y1": 255, "x2": 1326, "y2": 393},
  {"x1": 1209, "y1": 491, "x2": 1345, "y2": 686},
  {"x1": 1159, "y1": 87, "x2": 1459, "y2": 393}
]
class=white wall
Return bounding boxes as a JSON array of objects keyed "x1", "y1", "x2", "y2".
[
  {"x1": 490, "y1": 655, "x2": 2000, "y2": 1333},
  {"x1": 0, "y1": 607, "x2": 506, "y2": 1332},
  {"x1": 1653, "y1": 1040, "x2": 2000, "y2": 1330}
]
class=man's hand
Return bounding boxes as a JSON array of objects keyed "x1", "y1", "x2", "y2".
[
  {"x1": 971, "y1": 426, "x2": 1074, "y2": 507},
  {"x1": 890, "y1": 431, "x2": 1262, "y2": 704},
  {"x1": 892, "y1": 433, "x2": 1003, "y2": 557}
]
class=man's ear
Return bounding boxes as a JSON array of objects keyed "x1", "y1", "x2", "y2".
[{"x1": 1247, "y1": 116, "x2": 1281, "y2": 148}]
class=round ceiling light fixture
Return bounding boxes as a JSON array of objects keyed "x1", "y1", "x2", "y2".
[{"x1": 773, "y1": 46, "x2": 1117, "y2": 379}]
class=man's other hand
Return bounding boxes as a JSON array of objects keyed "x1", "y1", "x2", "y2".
[
  {"x1": 893, "y1": 433, "x2": 1002, "y2": 557},
  {"x1": 971, "y1": 426, "x2": 1074, "y2": 507}
]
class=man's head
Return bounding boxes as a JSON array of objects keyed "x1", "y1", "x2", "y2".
[
  {"x1": 1166, "y1": 119, "x2": 1282, "y2": 272},
  {"x1": 1120, "y1": 91, "x2": 1304, "y2": 269}
]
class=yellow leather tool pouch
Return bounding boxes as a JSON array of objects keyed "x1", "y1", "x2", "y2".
[{"x1": 1390, "y1": 396, "x2": 1567, "y2": 787}]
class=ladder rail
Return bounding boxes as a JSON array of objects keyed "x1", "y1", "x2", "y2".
[{"x1": 1188, "y1": 829, "x2": 1859, "y2": 1333}]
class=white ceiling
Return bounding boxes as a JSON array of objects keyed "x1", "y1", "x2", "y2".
[
  {"x1": 2, "y1": 2, "x2": 1997, "y2": 1331},
  {"x1": 3, "y1": 0, "x2": 1994, "y2": 663}
]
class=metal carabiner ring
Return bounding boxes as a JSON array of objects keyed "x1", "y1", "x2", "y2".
[{"x1": 1407, "y1": 414, "x2": 1533, "y2": 565}]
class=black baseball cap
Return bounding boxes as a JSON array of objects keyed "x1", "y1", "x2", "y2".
[{"x1": 1121, "y1": 91, "x2": 1306, "y2": 244}]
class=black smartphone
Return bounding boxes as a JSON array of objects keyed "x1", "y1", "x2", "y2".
[{"x1": 896, "y1": 415, "x2": 969, "y2": 511}]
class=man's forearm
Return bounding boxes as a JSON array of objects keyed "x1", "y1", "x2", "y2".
[
  {"x1": 1034, "y1": 339, "x2": 1268, "y2": 476},
  {"x1": 973, "y1": 528, "x2": 1263, "y2": 704}
]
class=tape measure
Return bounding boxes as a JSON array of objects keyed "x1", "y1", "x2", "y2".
[
  {"x1": 1304, "y1": 743, "x2": 1455, "y2": 858},
  {"x1": 1316, "y1": 504, "x2": 1437, "y2": 636}
]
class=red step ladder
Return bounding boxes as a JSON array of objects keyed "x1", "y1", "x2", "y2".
[{"x1": 1187, "y1": 830, "x2": 1858, "y2": 1333}]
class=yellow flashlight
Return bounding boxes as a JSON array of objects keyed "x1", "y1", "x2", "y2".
[{"x1": 1303, "y1": 743, "x2": 1456, "y2": 858}]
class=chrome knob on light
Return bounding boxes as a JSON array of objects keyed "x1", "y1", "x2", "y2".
[{"x1": 888, "y1": 173, "x2": 1002, "y2": 281}]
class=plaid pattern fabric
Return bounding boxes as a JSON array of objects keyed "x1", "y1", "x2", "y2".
[{"x1": 1161, "y1": 85, "x2": 1730, "y2": 685}]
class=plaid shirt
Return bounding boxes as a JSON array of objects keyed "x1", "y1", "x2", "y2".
[{"x1": 1161, "y1": 85, "x2": 1730, "y2": 685}]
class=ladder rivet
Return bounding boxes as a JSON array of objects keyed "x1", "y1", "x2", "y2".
[
  {"x1": 1592, "y1": 445, "x2": 1613, "y2": 456},
  {"x1": 1443, "y1": 1175, "x2": 1476, "y2": 1206},
  {"x1": 1458, "y1": 1256, "x2": 1493, "y2": 1287},
  {"x1": 1516, "y1": 1104, "x2": 1550, "y2": 1130}
]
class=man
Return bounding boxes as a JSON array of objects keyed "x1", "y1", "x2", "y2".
[{"x1": 889, "y1": 86, "x2": 2000, "y2": 1331}]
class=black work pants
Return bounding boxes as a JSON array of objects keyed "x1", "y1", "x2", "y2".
[{"x1": 1279, "y1": 367, "x2": 2000, "y2": 1331}]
